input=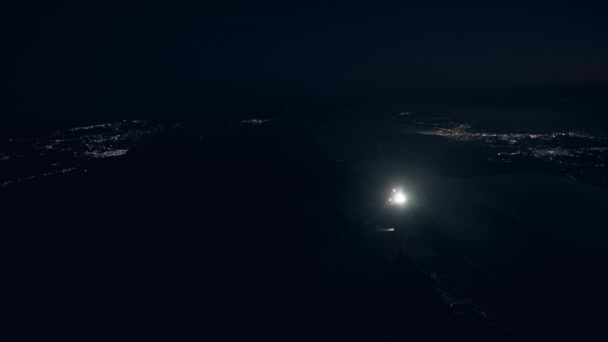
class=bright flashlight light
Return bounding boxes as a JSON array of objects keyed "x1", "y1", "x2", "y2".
[
  {"x1": 394, "y1": 192, "x2": 406, "y2": 204},
  {"x1": 389, "y1": 189, "x2": 407, "y2": 206}
]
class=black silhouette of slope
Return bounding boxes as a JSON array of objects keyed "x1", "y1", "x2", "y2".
[{"x1": 3, "y1": 126, "x2": 509, "y2": 341}]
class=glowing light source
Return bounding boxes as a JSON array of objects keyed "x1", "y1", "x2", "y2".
[
  {"x1": 389, "y1": 188, "x2": 408, "y2": 206},
  {"x1": 394, "y1": 192, "x2": 406, "y2": 204}
]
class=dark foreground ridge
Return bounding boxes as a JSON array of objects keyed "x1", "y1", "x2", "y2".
[{"x1": 5, "y1": 126, "x2": 509, "y2": 340}]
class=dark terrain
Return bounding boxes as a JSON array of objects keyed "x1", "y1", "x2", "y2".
[{"x1": 3, "y1": 111, "x2": 608, "y2": 340}]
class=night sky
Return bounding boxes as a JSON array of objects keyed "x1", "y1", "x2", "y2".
[{"x1": 4, "y1": 0, "x2": 608, "y2": 118}]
